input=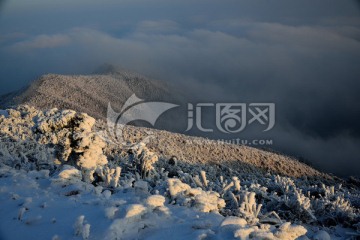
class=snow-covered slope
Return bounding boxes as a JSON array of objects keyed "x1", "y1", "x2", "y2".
[
  {"x1": 0, "y1": 68, "x2": 182, "y2": 120},
  {"x1": 0, "y1": 106, "x2": 359, "y2": 240}
]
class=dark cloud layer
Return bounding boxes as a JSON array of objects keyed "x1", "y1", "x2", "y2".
[{"x1": 0, "y1": 0, "x2": 359, "y2": 176}]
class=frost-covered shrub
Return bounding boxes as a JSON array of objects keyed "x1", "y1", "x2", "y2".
[
  {"x1": 221, "y1": 220, "x2": 307, "y2": 240},
  {"x1": 0, "y1": 106, "x2": 109, "y2": 184},
  {"x1": 105, "y1": 207, "x2": 119, "y2": 219},
  {"x1": 238, "y1": 192, "x2": 262, "y2": 224},
  {"x1": 82, "y1": 224, "x2": 90, "y2": 240},
  {"x1": 167, "y1": 178, "x2": 191, "y2": 199},
  {"x1": 194, "y1": 191, "x2": 226, "y2": 213},
  {"x1": 167, "y1": 178, "x2": 225, "y2": 213},
  {"x1": 95, "y1": 166, "x2": 121, "y2": 188},
  {"x1": 127, "y1": 142, "x2": 158, "y2": 179},
  {"x1": 0, "y1": 140, "x2": 55, "y2": 171},
  {"x1": 274, "y1": 222, "x2": 307, "y2": 240},
  {"x1": 74, "y1": 215, "x2": 90, "y2": 239},
  {"x1": 74, "y1": 215, "x2": 85, "y2": 236},
  {"x1": 1, "y1": 105, "x2": 359, "y2": 238},
  {"x1": 36, "y1": 109, "x2": 108, "y2": 182}
]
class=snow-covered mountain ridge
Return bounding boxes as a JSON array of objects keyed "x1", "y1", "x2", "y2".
[{"x1": 0, "y1": 68, "x2": 180, "y2": 120}]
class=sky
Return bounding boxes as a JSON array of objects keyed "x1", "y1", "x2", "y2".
[{"x1": 0, "y1": 0, "x2": 360, "y2": 176}]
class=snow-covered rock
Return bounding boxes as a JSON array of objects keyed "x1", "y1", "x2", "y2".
[
  {"x1": 313, "y1": 230, "x2": 331, "y2": 240},
  {"x1": 220, "y1": 216, "x2": 247, "y2": 228},
  {"x1": 145, "y1": 195, "x2": 166, "y2": 208},
  {"x1": 125, "y1": 204, "x2": 147, "y2": 218},
  {"x1": 55, "y1": 165, "x2": 82, "y2": 183}
]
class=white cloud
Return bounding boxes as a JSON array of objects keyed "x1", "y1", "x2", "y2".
[{"x1": 11, "y1": 34, "x2": 71, "y2": 51}]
